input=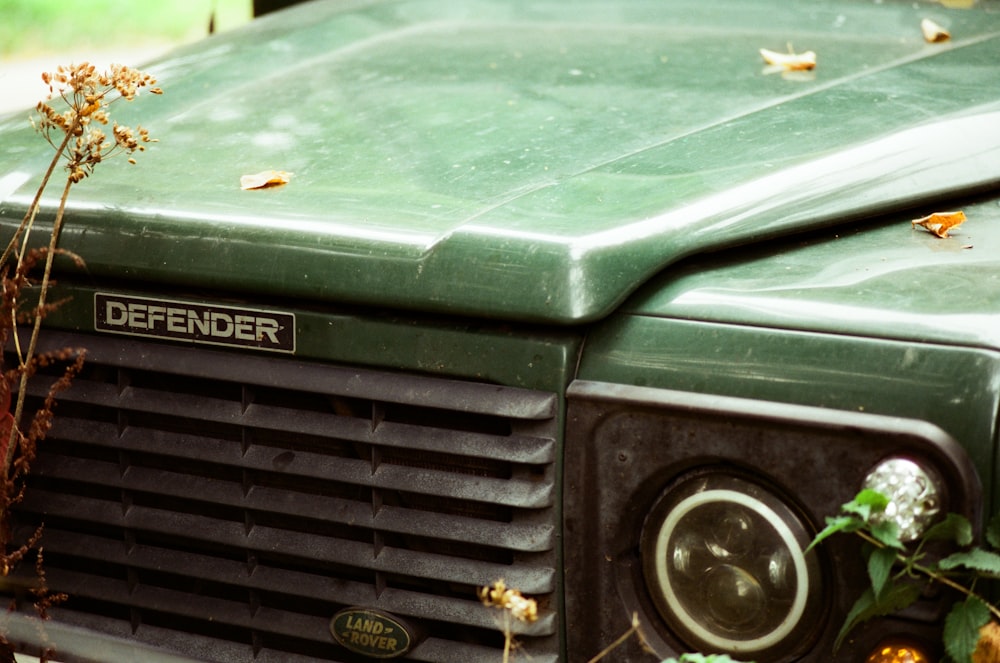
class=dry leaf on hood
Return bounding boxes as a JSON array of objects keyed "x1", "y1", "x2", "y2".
[
  {"x1": 240, "y1": 170, "x2": 293, "y2": 190},
  {"x1": 759, "y1": 47, "x2": 817, "y2": 71},
  {"x1": 921, "y1": 18, "x2": 951, "y2": 43},
  {"x1": 911, "y1": 210, "x2": 966, "y2": 238}
]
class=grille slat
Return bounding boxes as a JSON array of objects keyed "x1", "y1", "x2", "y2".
[
  {"x1": 33, "y1": 568, "x2": 329, "y2": 639},
  {"x1": 20, "y1": 492, "x2": 555, "y2": 592},
  {"x1": 24, "y1": 340, "x2": 558, "y2": 421},
  {"x1": 26, "y1": 466, "x2": 555, "y2": 551},
  {"x1": 121, "y1": 387, "x2": 246, "y2": 425},
  {"x1": 48, "y1": 556, "x2": 554, "y2": 641},
  {"x1": 52, "y1": 421, "x2": 244, "y2": 464},
  {"x1": 24, "y1": 379, "x2": 247, "y2": 427},
  {"x1": 33, "y1": 389, "x2": 557, "y2": 464},
  {"x1": 20, "y1": 527, "x2": 555, "y2": 636},
  {"x1": 41, "y1": 420, "x2": 553, "y2": 507},
  {"x1": 7, "y1": 331, "x2": 561, "y2": 662},
  {"x1": 373, "y1": 422, "x2": 555, "y2": 464},
  {"x1": 50, "y1": 609, "x2": 558, "y2": 663}
]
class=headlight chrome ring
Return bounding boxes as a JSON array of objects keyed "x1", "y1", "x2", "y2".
[{"x1": 641, "y1": 473, "x2": 823, "y2": 658}]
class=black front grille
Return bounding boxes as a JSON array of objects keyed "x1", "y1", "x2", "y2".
[{"x1": 6, "y1": 332, "x2": 560, "y2": 663}]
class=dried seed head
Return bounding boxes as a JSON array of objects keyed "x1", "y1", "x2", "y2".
[
  {"x1": 479, "y1": 580, "x2": 539, "y2": 623},
  {"x1": 32, "y1": 62, "x2": 162, "y2": 178}
]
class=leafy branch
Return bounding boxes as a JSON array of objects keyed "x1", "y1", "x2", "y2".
[{"x1": 809, "y1": 489, "x2": 1000, "y2": 663}]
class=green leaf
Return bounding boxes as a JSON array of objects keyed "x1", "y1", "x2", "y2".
[
  {"x1": 986, "y1": 511, "x2": 1000, "y2": 550},
  {"x1": 923, "y1": 513, "x2": 974, "y2": 547},
  {"x1": 869, "y1": 519, "x2": 904, "y2": 550},
  {"x1": 842, "y1": 489, "x2": 889, "y2": 522},
  {"x1": 854, "y1": 488, "x2": 891, "y2": 509},
  {"x1": 805, "y1": 515, "x2": 862, "y2": 553},
  {"x1": 835, "y1": 584, "x2": 921, "y2": 651},
  {"x1": 835, "y1": 589, "x2": 875, "y2": 652},
  {"x1": 944, "y1": 596, "x2": 990, "y2": 663},
  {"x1": 939, "y1": 548, "x2": 1000, "y2": 579},
  {"x1": 867, "y1": 546, "x2": 898, "y2": 599}
]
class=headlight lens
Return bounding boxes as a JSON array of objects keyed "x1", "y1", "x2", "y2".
[
  {"x1": 862, "y1": 457, "x2": 942, "y2": 542},
  {"x1": 641, "y1": 473, "x2": 822, "y2": 658}
]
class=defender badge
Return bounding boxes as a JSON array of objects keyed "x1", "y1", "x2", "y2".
[
  {"x1": 330, "y1": 607, "x2": 413, "y2": 659},
  {"x1": 95, "y1": 292, "x2": 295, "y2": 353}
]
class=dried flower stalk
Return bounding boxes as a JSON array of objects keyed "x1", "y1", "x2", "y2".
[
  {"x1": 1, "y1": 63, "x2": 161, "y2": 575},
  {"x1": 480, "y1": 580, "x2": 538, "y2": 662}
]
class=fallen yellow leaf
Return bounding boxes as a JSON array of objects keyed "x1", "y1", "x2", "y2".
[
  {"x1": 911, "y1": 210, "x2": 966, "y2": 238},
  {"x1": 921, "y1": 18, "x2": 951, "y2": 43},
  {"x1": 240, "y1": 170, "x2": 293, "y2": 190},
  {"x1": 759, "y1": 47, "x2": 816, "y2": 71}
]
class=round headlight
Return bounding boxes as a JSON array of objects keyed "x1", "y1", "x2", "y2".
[
  {"x1": 861, "y1": 457, "x2": 942, "y2": 542},
  {"x1": 641, "y1": 473, "x2": 823, "y2": 659}
]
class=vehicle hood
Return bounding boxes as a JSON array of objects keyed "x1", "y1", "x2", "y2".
[
  {"x1": 623, "y1": 195, "x2": 1000, "y2": 352},
  {"x1": 1, "y1": 0, "x2": 999, "y2": 324}
]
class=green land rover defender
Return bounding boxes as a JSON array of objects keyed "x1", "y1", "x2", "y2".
[{"x1": 1, "y1": 1, "x2": 999, "y2": 661}]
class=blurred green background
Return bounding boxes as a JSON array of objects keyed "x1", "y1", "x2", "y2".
[{"x1": 0, "y1": 0, "x2": 253, "y2": 59}]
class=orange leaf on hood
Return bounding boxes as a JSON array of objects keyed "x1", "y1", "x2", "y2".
[
  {"x1": 759, "y1": 47, "x2": 816, "y2": 71},
  {"x1": 240, "y1": 170, "x2": 293, "y2": 190},
  {"x1": 921, "y1": 18, "x2": 951, "y2": 43},
  {"x1": 911, "y1": 211, "x2": 966, "y2": 238}
]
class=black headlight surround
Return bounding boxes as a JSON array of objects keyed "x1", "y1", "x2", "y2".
[{"x1": 563, "y1": 381, "x2": 980, "y2": 663}]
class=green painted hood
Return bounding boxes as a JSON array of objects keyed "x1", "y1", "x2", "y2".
[
  {"x1": 1, "y1": 0, "x2": 999, "y2": 323},
  {"x1": 623, "y1": 195, "x2": 1000, "y2": 352}
]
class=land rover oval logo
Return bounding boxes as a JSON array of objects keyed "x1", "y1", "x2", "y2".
[{"x1": 330, "y1": 608, "x2": 413, "y2": 658}]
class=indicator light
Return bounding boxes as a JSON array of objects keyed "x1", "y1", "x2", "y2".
[
  {"x1": 862, "y1": 457, "x2": 942, "y2": 542},
  {"x1": 865, "y1": 640, "x2": 930, "y2": 663}
]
